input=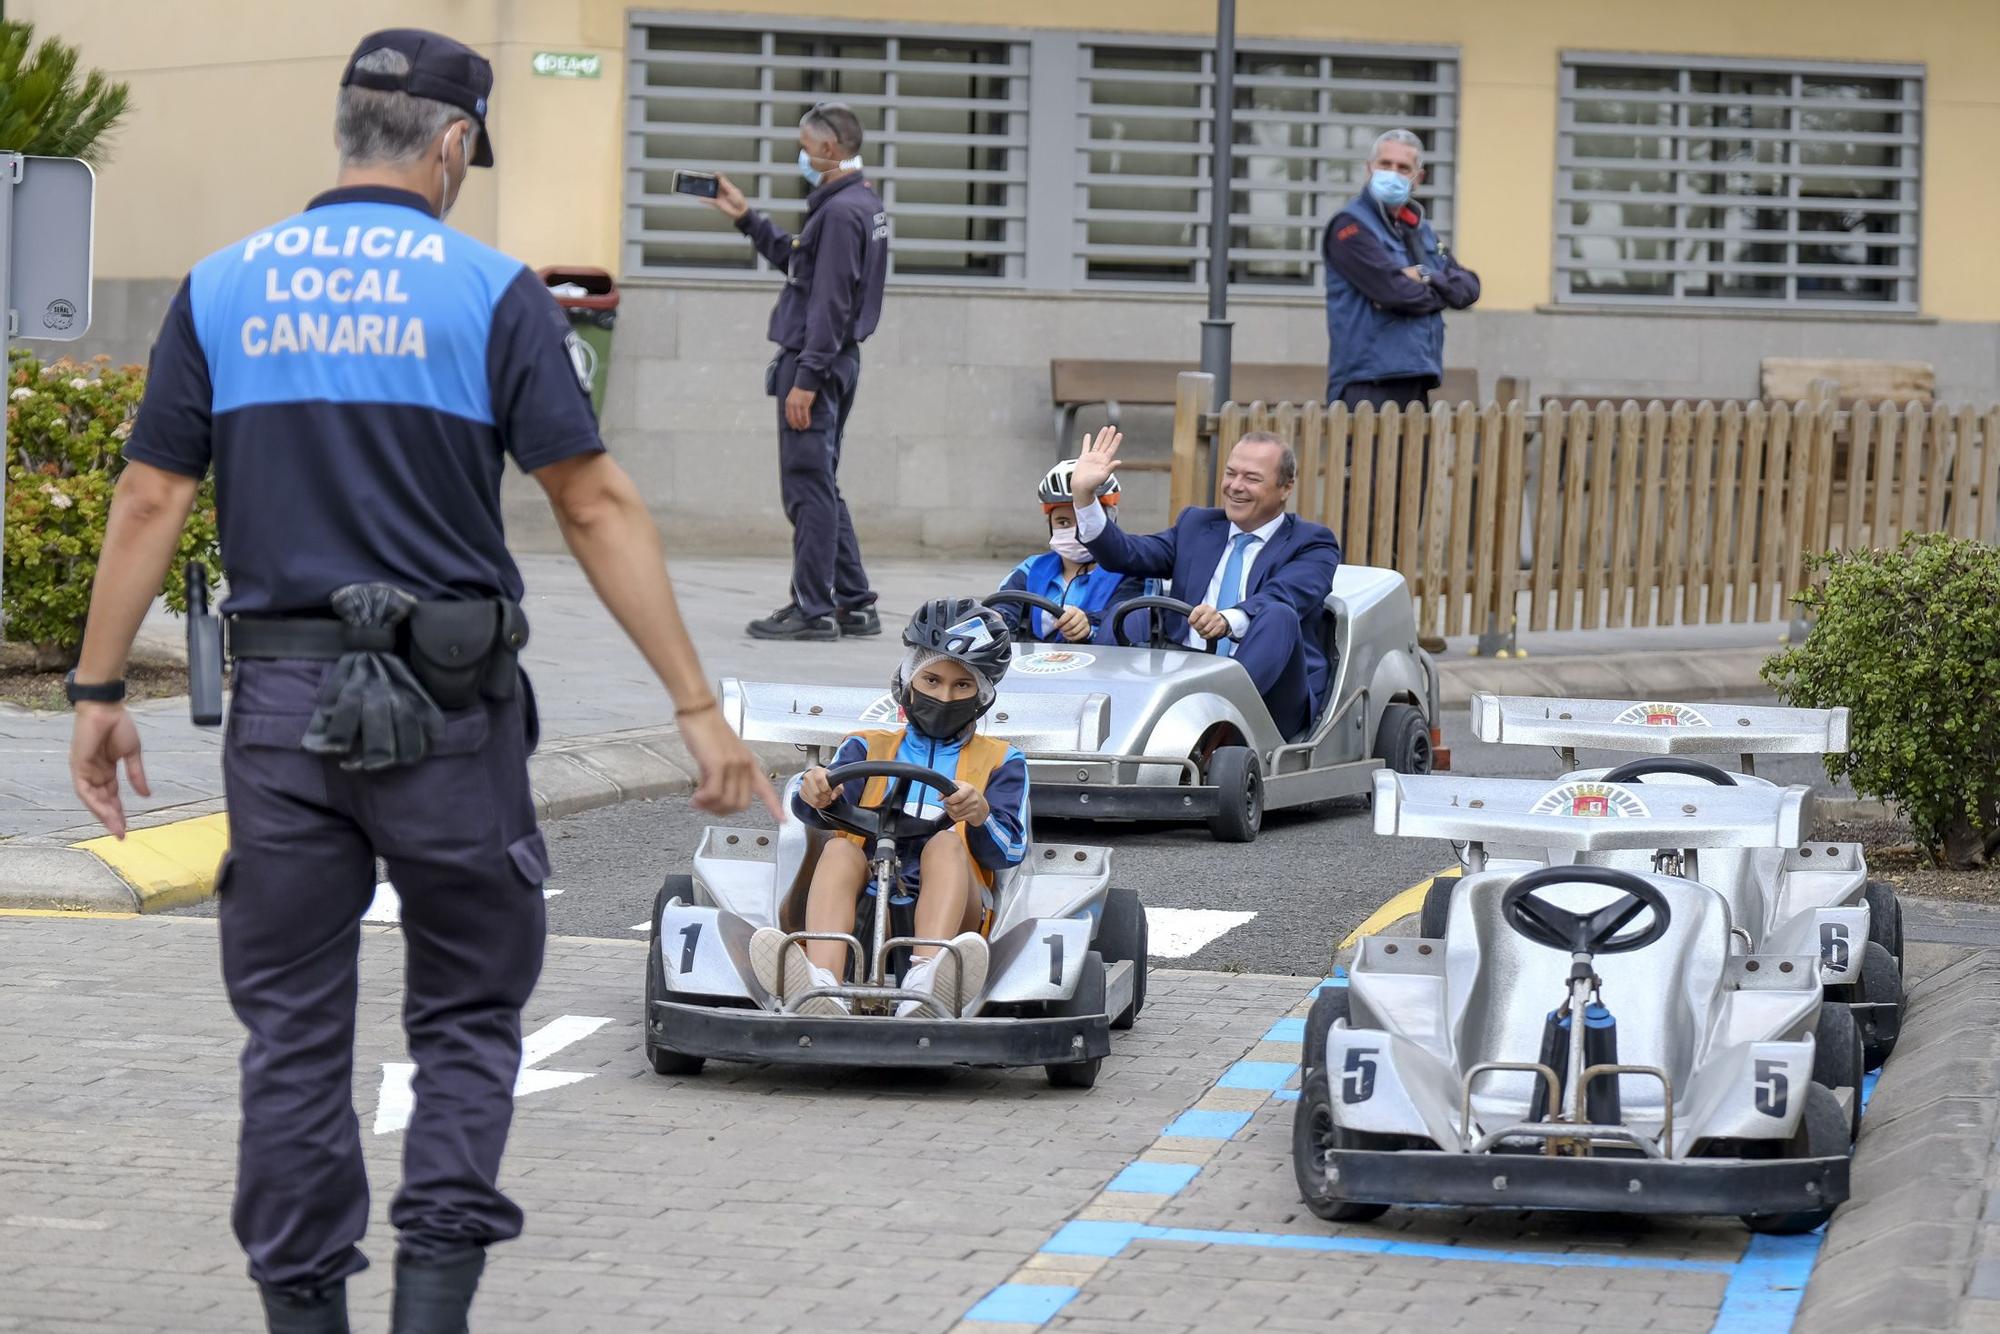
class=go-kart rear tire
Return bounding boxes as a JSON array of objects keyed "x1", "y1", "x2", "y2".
[
  {"x1": 1740, "y1": 1082, "x2": 1847, "y2": 1235},
  {"x1": 1373, "y1": 702, "x2": 1432, "y2": 775},
  {"x1": 1292, "y1": 1069, "x2": 1390, "y2": 1223},
  {"x1": 1097, "y1": 887, "x2": 1148, "y2": 1031},
  {"x1": 1301, "y1": 985, "x2": 1350, "y2": 1081},
  {"x1": 1863, "y1": 880, "x2": 1904, "y2": 972},
  {"x1": 1419, "y1": 874, "x2": 1457, "y2": 940},
  {"x1": 1854, "y1": 939, "x2": 1902, "y2": 1070},
  {"x1": 1811, "y1": 1001, "x2": 1864, "y2": 1142},
  {"x1": 645, "y1": 876, "x2": 706, "y2": 1077},
  {"x1": 1206, "y1": 745, "x2": 1263, "y2": 843},
  {"x1": 1046, "y1": 951, "x2": 1107, "y2": 1089}
]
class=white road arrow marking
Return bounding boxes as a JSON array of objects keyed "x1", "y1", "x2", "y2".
[
  {"x1": 372, "y1": 1014, "x2": 612, "y2": 1135},
  {"x1": 364, "y1": 880, "x2": 561, "y2": 925},
  {"x1": 1145, "y1": 907, "x2": 1257, "y2": 959}
]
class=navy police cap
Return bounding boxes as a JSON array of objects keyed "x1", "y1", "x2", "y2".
[{"x1": 341, "y1": 28, "x2": 496, "y2": 167}]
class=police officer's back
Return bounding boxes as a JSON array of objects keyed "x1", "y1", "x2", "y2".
[{"x1": 65, "y1": 29, "x2": 775, "y2": 1334}]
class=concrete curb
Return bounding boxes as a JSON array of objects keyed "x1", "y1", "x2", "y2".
[
  {"x1": 0, "y1": 724, "x2": 809, "y2": 913},
  {"x1": 1799, "y1": 948, "x2": 2000, "y2": 1333}
]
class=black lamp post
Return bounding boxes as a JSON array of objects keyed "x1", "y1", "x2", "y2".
[{"x1": 1198, "y1": 0, "x2": 1236, "y2": 405}]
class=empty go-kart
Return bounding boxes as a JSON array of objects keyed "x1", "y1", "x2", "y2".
[
  {"x1": 1294, "y1": 771, "x2": 1854, "y2": 1232},
  {"x1": 643, "y1": 756, "x2": 1145, "y2": 1089},
  {"x1": 1464, "y1": 694, "x2": 1903, "y2": 1067},
  {"x1": 975, "y1": 565, "x2": 1440, "y2": 843}
]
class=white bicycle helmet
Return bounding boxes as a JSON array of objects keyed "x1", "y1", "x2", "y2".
[{"x1": 1039, "y1": 458, "x2": 1121, "y2": 512}]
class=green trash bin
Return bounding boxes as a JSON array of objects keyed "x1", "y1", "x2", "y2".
[{"x1": 539, "y1": 266, "x2": 619, "y2": 416}]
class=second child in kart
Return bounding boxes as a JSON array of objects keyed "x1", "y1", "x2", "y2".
[
  {"x1": 994, "y1": 460, "x2": 1149, "y2": 646},
  {"x1": 750, "y1": 599, "x2": 1030, "y2": 1017}
]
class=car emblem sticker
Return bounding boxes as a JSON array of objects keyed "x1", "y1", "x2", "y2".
[
  {"x1": 1613, "y1": 702, "x2": 1710, "y2": 727},
  {"x1": 1015, "y1": 650, "x2": 1095, "y2": 674},
  {"x1": 1531, "y1": 781, "x2": 1650, "y2": 819},
  {"x1": 858, "y1": 692, "x2": 903, "y2": 724}
]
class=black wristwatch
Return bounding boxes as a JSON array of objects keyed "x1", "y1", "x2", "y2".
[{"x1": 64, "y1": 671, "x2": 127, "y2": 705}]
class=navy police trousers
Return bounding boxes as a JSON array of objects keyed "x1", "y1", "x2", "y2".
[
  {"x1": 217, "y1": 659, "x2": 548, "y2": 1291},
  {"x1": 775, "y1": 349, "x2": 876, "y2": 621}
]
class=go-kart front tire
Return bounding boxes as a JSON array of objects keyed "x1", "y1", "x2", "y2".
[
  {"x1": 1300, "y1": 985, "x2": 1349, "y2": 1081},
  {"x1": 1373, "y1": 702, "x2": 1432, "y2": 775},
  {"x1": 1046, "y1": 951, "x2": 1107, "y2": 1089},
  {"x1": 1853, "y1": 940, "x2": 1903, "y2": 1070},
  {"x1": 645, "y1": 876, "x2": 706, "y2": 1078},
  {"x1": 1811, "y1": 1001, "x2": 1864, "y2": 1142},
  {"x1": 1097, "y1": 887, "x2": 1148, "y2": 1031},
  {"x1": 1292, "y1": 1069, "x2": 1390, "y2": 1223},
  {"x1": 1206, "y1": 745, "x2": 1263, "y2": 843},
  {"x1": 1863, "y1": 880, "x2": 1904, "y2": 972},
  {"x1": 1740, "y1": 1082, "x2": 1847, "y2": 1235}
]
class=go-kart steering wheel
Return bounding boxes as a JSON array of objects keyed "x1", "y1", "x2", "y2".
[
  {"x1": 1500, "y1": 865, "x2": 1672, "y2": 957},
  {"x1": 813, "y1": 760, "x2": 961, "y2": 845},
  {"x1": 982, "y1": 589, "x2": 1070, "y2": 642},
  {"x1": 1108, "y1": 595, "x2": 1222, "y2": 653},
  {"x1": 1601, "y1": 757, "x2": 1738, "y2": 787}
]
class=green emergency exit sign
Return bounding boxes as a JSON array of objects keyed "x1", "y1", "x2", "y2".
[{"x1": 532, "y1": 51, "x2": 602, "y2": 79}]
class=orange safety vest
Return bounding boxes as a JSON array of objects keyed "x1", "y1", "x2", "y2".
[{"x1": 837, "y1": 728, "x2": 1013, "y2": 891}]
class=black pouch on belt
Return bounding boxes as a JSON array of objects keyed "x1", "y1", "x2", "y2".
[{"x1": 407, "y1": 600, "x2": 502, "y2": 711}]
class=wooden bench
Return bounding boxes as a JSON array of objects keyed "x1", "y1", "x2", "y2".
[
  {"x1": 1760, "y1": 357, "x2": 1935, "y2": 408},
  {"x1": 1050, "y1": 360, "x2": 1503, "y2": 469}
]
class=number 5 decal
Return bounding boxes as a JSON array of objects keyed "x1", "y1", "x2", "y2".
[
  {"x1": 1754, "y1": 1058, "x2": 1789, "y2": 1118},
  {"x1": 1341, "y1": 1047, "x2": 1379, "y2": 1104}
]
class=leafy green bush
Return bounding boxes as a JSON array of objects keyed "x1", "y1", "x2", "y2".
[
  {"x1": 0, "y1": 20, "x2": 132, "y2": 163},
  {"x1": 1764, "y1": 533, "x2": 2000, "y2": 869},
  {"x1": 3, "y1": 348, "x2": 219, "y2": 669}
]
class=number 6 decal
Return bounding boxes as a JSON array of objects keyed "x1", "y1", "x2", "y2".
[{"x1": 1819, "y1": 922, "x2": 1850, "y2": 972}]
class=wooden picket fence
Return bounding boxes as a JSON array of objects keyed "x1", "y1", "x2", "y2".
[{"x1": 1167, "y1": 372, "x2": 2000, "y2": 640}]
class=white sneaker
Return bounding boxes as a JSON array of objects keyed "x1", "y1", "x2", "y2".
[
  {"x1": 896, "y1": 933, "x2": 990, "y2": 1018},
  {"x1": 749, "y1": 927, "x2": 848, "y2": 1016}
]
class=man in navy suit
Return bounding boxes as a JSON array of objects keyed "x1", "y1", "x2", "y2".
[{"x1": 1067, "y1": 427, "x2": 1342, "y2": 738}]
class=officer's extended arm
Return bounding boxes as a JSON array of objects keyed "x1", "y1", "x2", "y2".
[{"x1": 735, "y1": 210, "x2": 797, "y2": 272}]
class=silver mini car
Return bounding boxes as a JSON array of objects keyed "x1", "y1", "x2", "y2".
[
  {"x1": 1294, "y1": 771, "x2": 1854, "y2": 1233},
  {"x1": 979, "y1": 563, "x2": 1441, "y2": 842}
]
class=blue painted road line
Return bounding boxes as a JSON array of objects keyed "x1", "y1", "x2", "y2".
[
  {"x1": 1164, "y1": 1108, "x2": 1253, "y2": 1139},
  {"x1": 1711, "y1": 1231, "x2": 1822, "y2": 1333},
  {"x1": 1272, "y1": 1089, "x2": 1301, "y2": 1102},
  {"x1": 1043, "y1": 1218, "x2": 1740, "y2": 1273},
  {"x1": 1106, "y1": 1161, "x2": 1201, "y2": 1196},
  {"x1": 964, "y1": 1283, "x2": 1080, "y2": 1324},
  {"x1": 1264, "y1": 1016, "x2": 1306, "y2": 1042},
  {"x1": 1218, "y1": 1060, "x2": 1297, "y2": 1091}
]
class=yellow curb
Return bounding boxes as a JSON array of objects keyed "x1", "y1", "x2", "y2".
[
  {"x1": 0, "y1": 907, "x2": 139, "y2": 919},
  {"x1": 72, "y1": 812, "x2": 229, "y2": 912},
  {"x1": 1337, "y1": 865, "x2": 1461, "y2": 950}
]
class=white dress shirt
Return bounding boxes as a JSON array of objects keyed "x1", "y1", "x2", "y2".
[{"x1": 1075, "y1": 501, "x2": 1284, "y2": 648}]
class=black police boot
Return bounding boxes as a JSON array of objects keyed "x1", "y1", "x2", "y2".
[
  {"x1": 258, "y1": 1280, "x2": 350, "y2": 1334},
  {"x1": 747, "y1": 604, "x2": 838, "y2": 641},
  {"x1": 836, "y1": 605, "x2": 882, "y2": 637},
  {"x1": 390, "y1": 1249, "x2": 485, "y2": 1334}
]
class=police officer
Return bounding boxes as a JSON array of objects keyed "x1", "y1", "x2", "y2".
[
  {"x1": 705, "y1": 102, "x2": 889, "y2": 642},
  {"x1": 66, "y1": 29, "x2": 779, "y2": 1334}
]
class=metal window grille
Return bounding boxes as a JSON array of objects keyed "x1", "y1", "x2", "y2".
[
  {"x1": 625, "y1": 16, "x2": 1028, "y2": 283},
  {"x1": 1556, "y1": 53, "x2": 1923, "y2": 309},
  {"x1": 1073, "y1": 38, "x2": 1459, "y2": 289}
]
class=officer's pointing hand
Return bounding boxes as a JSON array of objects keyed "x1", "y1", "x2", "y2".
[
  {"x1": 1070, "y1": 426, "x2": 1122, "y2": 500},
  {"x1": 70, "y1": 702, "x2": 150, "y2": 839},
  {"x1": 680, "y1": 705, "x2": 784, "y2": 821},
  {"x1": 708, "y1": 173, "x2": 749, "y2": 222}
]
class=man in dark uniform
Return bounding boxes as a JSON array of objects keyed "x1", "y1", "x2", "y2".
[
  {"x1": 1321, "y1": 128, "x2": 1481, "y2": 409},
  {"x1": 706, "y1": 102, "x2": 889, "y2": 642},
  {"x1": 65, "y1": 29, "x2": 778, "y2": 1334}
]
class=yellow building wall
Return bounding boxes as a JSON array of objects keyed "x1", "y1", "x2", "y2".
[{"x1": 20, "y1": 0, "x2": 2000, "y2": 319}]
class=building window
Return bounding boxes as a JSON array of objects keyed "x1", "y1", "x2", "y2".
[
  {"x1": 1557, "y1": 54, "x2": 1922, "y2": 309},
  {"x1": 1074, "y1": 40, "x2": 1458, "y2": 288},
  {"x1": 625, "y1": 18, "x2": 1028, "y2": 282}
]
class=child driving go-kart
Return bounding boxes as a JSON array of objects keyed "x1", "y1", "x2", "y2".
[
  {"x1": 992, "y1": 459, "x2": 1148, "y2": 645},
  {"x1": 750, "y1": 598, "x2": 1030, "y2": 1018}
]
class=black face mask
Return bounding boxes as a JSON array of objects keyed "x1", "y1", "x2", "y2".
[{"x1": 903, "y1": 689, "x2": 984, "y2": 741}]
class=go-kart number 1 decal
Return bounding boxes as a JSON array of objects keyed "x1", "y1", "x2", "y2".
[
  {"x1": 1341, "y1": 1047, "x2": 1379, "y2": 1104},
  {"x1": 1530, "y1": 781, "x2": 1651, "y2": 819},
  {"x1": 1042, "y1": 931, "x2": 1065, "y2": 985},
  {"x1": 678, "y1": 922, "x2": 703, "y2": 974},
  {"x1": 1612, "y1": 702, "x2": 1711, "y2": 727},
  {"x1": 1753, "y1": 1058, "x2": 1790, "y2": 1118}
]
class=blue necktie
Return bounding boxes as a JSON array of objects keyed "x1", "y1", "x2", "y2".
[{"x1": 1213, "y1": 531, "x2": 1255, "y2": 657}]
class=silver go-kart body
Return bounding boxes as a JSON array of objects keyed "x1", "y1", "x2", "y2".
[
  {"x1": 1312, "y1": 771, "x2": 1849, "y2": 1218},
  {"x1": 655, "y1": 692, "x2": 1137, "y2": 1075},
  {"x1": 995, "y1": 565, "x2": 1438, "y2": 830},
  {"x1": 1468, "y1": 695, "x2": 1872, "y2": 990}
]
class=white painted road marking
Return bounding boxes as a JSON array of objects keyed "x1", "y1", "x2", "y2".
[
  {"x1": 372, "y1": 1014, "x2": 612, "y2": 1135},
  {"x1": 365, "y1": 881, "x2": 562, "y2": 925},
  {"x1": 1144, "y1": 907, "x2": 1257, "y2": 959}
]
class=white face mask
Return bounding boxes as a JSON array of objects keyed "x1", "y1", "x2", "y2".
[
  {"x1": 1049, "y1": 528, "x2": 1093, "y2": 564},
  {"x1": 438, "y1": 129, "x2": 471, "y2": 221}
]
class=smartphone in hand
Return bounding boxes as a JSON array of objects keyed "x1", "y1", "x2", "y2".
[{"x1": 671, "y1": 169, "x2": 720, "y2": 199}]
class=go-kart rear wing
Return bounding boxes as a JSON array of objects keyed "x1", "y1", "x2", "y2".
[
  {"x1": 1373, "y1": 770, "x2": 1812, "y2": 857},
  {"x1": 722, "y1": 679, "x2": 1109, "y2": 758},
  {"x1": 1468, "y1": 693, "x2": 1849, "y2": 773}
]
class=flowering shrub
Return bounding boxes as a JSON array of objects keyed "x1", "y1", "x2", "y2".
[{"x1": 3, "y1": 347, "x2": 219, "y2": 668}]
